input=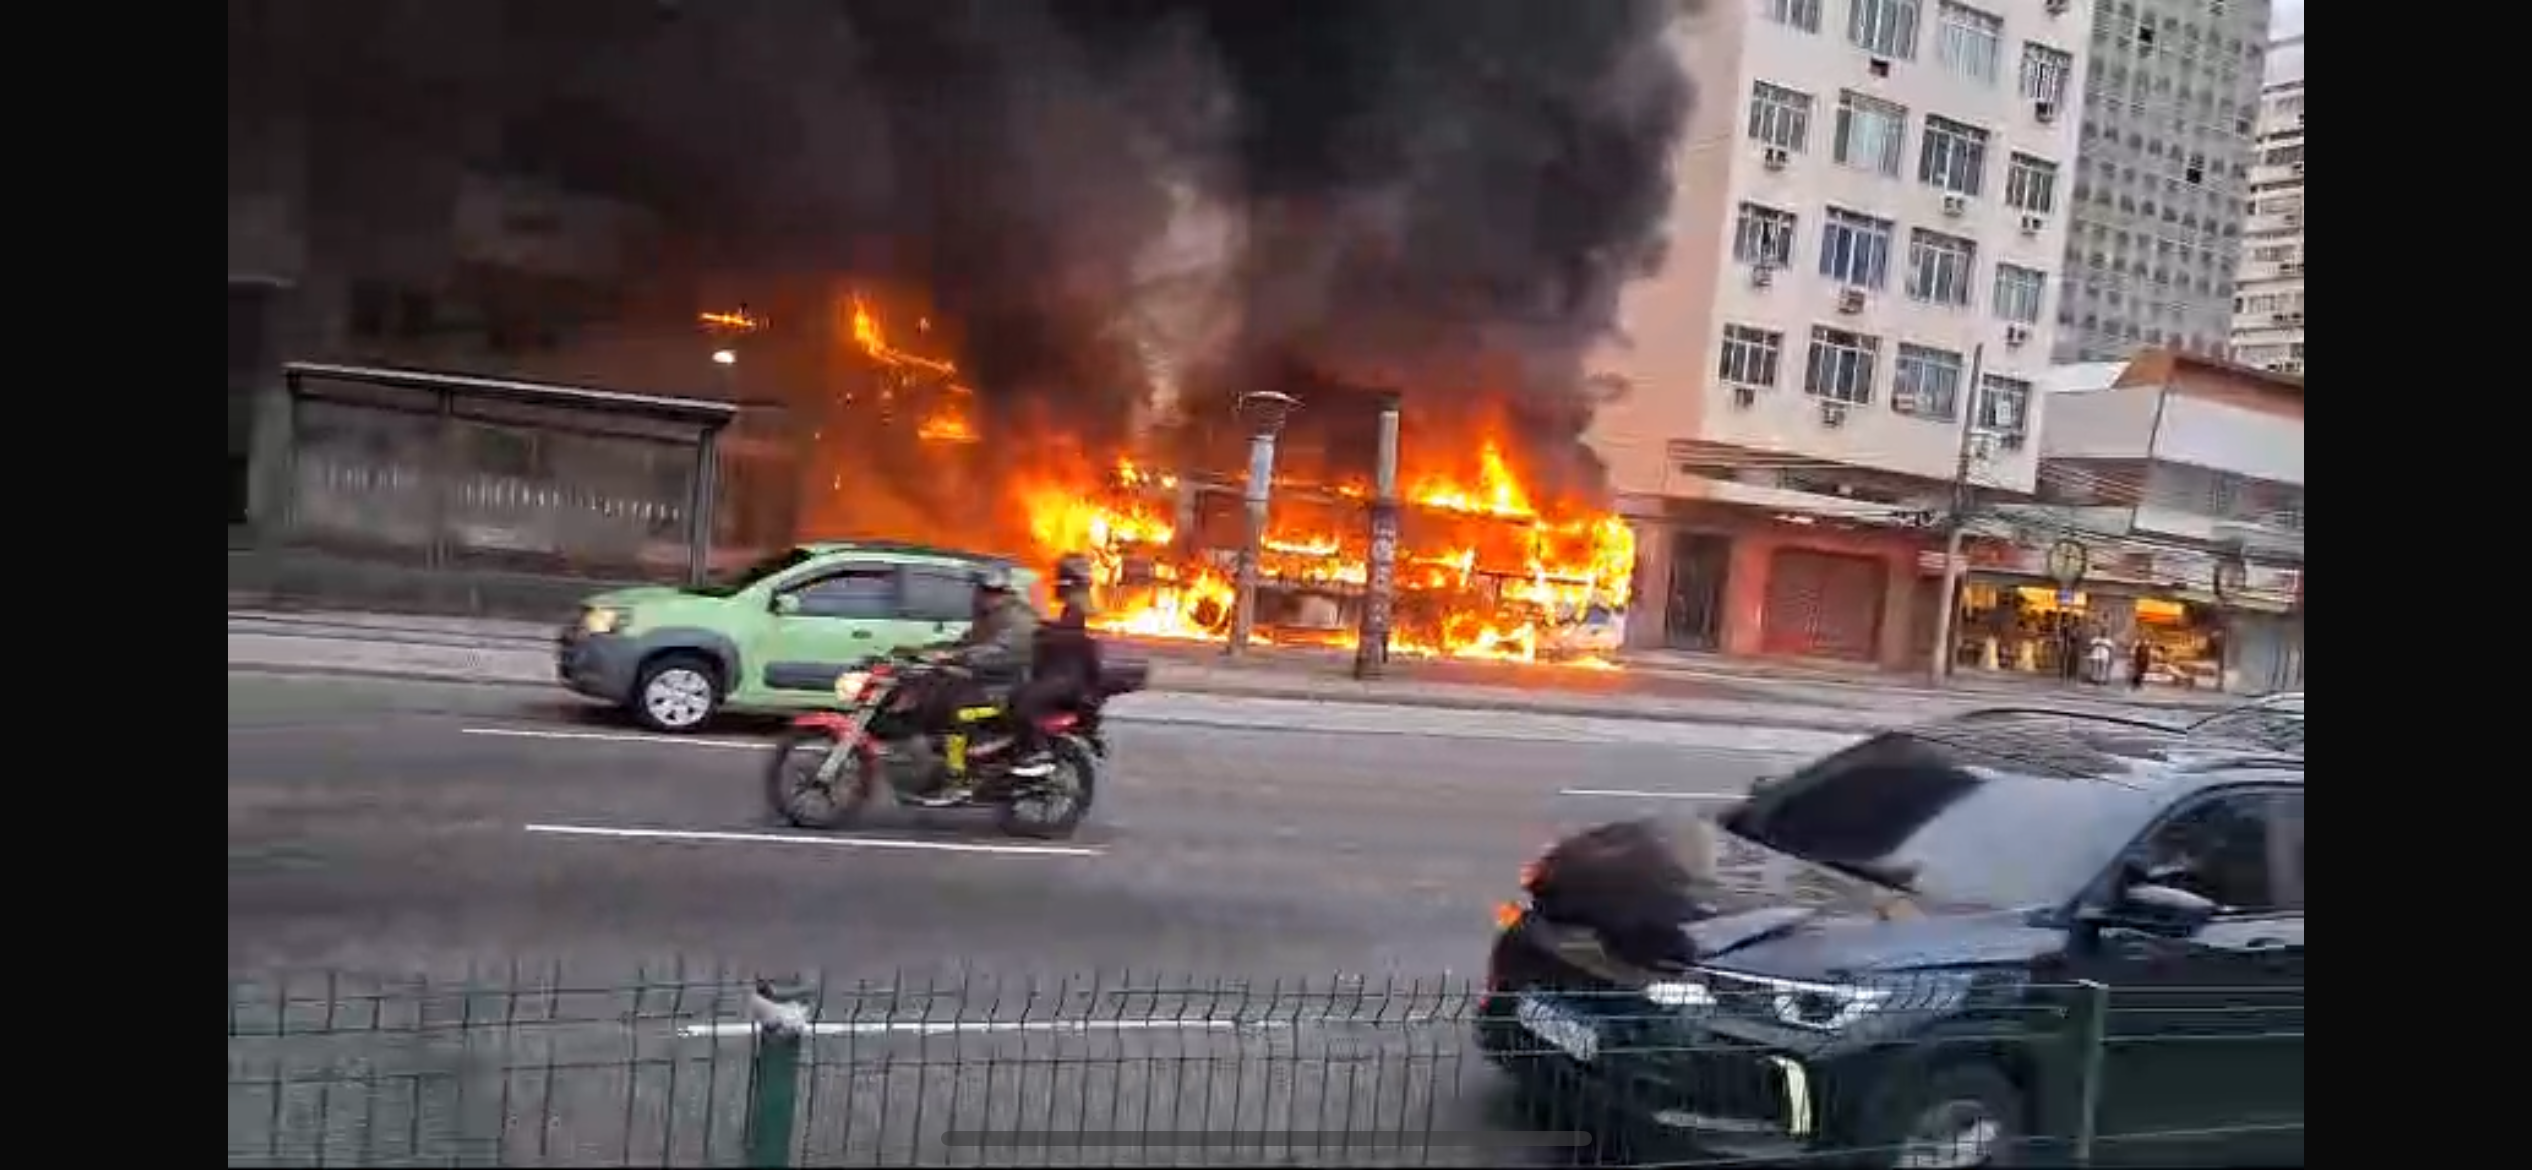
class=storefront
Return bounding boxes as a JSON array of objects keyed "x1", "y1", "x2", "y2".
[
  {"x1": 1954, "y1": 582, "x2": 2098, "y2": 677},
  {"x1": 2129, "y1": 596, "x2": 2226, "y2": 688}
]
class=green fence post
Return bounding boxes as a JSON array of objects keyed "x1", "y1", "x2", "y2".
[
  {"x1": 2065, "y1": 979, "x2": 2110, "y2": 1167},
  {"x1": 742, "y1": 982, "x2": 808, "y2": 1169}
]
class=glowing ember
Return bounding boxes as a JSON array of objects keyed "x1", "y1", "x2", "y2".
[{"x1": 698, "y1": 310, "x2": 764, "y2": 332}]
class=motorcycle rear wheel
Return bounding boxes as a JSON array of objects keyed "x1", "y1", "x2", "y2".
[
  {"x1": 766, "y1": 727, "x2": 876, "y2": 829},
  {"x1": 994, "y1": 739, "x2": 1096, "y2": 839}
]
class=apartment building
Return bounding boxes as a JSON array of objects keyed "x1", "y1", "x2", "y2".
[
  {"x1": 2052, "y1": 0, "x2": 2273, "y2": 362},
  {"x1": 2228, "y1": 36, "x2": 2303, "y2": 374},
  {"x1": 1588, "y1": 0, "x2": 2091, "y2": 667}
]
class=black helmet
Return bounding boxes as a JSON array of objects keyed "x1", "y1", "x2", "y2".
[
  {"x1": 970, "y1": 563, "x2": 1016, "y2": 593},
  {"x1": 1054, "y1": 553, "x2": 1095, "y2": 591}
]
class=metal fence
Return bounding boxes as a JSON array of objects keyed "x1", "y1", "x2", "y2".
[{"x1": 228, "y1": 964, "x2": 2301, "y2": 1168}]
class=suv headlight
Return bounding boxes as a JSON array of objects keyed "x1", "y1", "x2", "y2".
[
  {"x1": 581, "y1": 607, "x2": 632, "y2": 635},
  {"x1": 1656, "y1": 970, "x2": 1969, "y2": 1033}
]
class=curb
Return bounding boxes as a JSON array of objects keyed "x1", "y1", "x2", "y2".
[{"x1": 224, "y1": 661, "x2": 1888, "y2": 736}]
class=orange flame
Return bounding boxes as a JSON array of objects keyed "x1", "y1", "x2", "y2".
[{"x1": 819, "y1": 295, "x2": 1636, "y2": 667}]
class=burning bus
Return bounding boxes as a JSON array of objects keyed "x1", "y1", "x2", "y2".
[{"x1": 758, "y1": 291, "x2": 1639, "y2": 666}]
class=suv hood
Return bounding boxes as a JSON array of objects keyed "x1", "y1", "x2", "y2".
[
  {"x1": 1688, "y1": 828, "x2": 2053, "y2": 977},
  {"x1": 1534, "y1": 819, "x2": 2051, "y2": 979}
]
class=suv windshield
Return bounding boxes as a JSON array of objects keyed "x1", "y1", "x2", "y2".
[
  {"x1": 686, "y1": 547, "x2": 817, "y2": 598},
  {"x1": 2189, "y1": 698, "x2": 2304, "y2": 754},
  {"x1": 1720, "y1": 734, "x2": 2152, "y2": 910}
]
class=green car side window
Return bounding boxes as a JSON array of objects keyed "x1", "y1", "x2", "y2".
[{"x1": 791, "y1": 569, "x2": 895, "y2": 620}]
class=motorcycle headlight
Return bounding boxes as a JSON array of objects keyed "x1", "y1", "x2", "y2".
[
  {"x1": 581, "y1": 607, "x2": 632, "y2": 635},
  {"x1": 833, "y1": 671, "x2": 870, "y2": 702}
]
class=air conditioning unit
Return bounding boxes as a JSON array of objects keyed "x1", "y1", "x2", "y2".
[
  {"x1": 1819, "y1": 399, "x2": 1848, "y2": 428},
  {"x1": 2045, "y1": 0, "x2": 2070, "y2": 13},
  {"x1": 1750, "y1": 262, "x2": 1776, "y2": 288},
  {"x1": 2005, "y1": 324, "x2": 2032, "y2": 347},
  {"x1": 1941, "y1": 194, "x2": 1968, "y2": 218},
  {"x1": 2033, "y1": 100, "x2": 2058, "y2": 124},
  {"x1": 2018, "y1": 214, "x2": 2045, "y2": 236},
  {"x1": 1762, "y1": 146, "x2": 1791, "y2": 171},
  {"x1": 1837, "y1": 287, "x2": 1868, "y2": 314},
  {"x1": 1730, "y1": 383, "x2": 1758, "y2": 408}
]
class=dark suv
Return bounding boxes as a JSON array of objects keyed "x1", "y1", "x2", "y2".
[{"x1": 1477, "y1": 710, "x2": 2304, "y2": 1167}]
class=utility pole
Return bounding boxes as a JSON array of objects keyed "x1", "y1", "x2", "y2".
[
  {"x1": 1926, "y1": 344, "x2": 1988, "y2": 686},
  {"x1": 1352, "y1": 391, "x2": 1404, "y2": 679},
  {"x1": 1226, "y1": 390, "x2": 1298, "y2": 657}
]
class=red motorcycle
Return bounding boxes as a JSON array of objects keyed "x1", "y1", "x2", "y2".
[{"x1": 763, "y1": 648, "x2": 1143, "y2": 839}]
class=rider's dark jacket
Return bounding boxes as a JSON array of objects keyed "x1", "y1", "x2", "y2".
[
  {"x1": 949, "y1": 592, "x2": 1040, "y2": 678},
  {"x1": 1034, "y1": 588, "x2": 1101, "y2": 694}
]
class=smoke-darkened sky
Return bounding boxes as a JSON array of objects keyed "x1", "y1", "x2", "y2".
[{"x1": 233, "y1": 0, "x2": 1699, "y2": 494}]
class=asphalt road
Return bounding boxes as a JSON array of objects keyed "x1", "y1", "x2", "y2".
[{"x1": 228, "y1": 671, "x2": 1831, "y2": 1166}]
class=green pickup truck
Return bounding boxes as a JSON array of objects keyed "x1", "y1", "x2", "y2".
[{"x1": 556, "y1": 542, "x2": 1040, "y2": 732}]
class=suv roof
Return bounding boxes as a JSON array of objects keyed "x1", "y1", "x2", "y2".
[{"x1": 1903, "y1": 708, "x2": 2303, "y2": 792}]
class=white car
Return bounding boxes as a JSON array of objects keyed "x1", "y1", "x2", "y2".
[{"x1": 1541, "y1": 603, "x2": 1625, "y2": 660}]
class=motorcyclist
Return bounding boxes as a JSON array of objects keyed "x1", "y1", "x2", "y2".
[
  {"x1": 1008, "y1": 554, "x2": 1103, "y2": 775},
  {"x1": 916, "y1": 564, "x2": 1039, "y2": 795}
]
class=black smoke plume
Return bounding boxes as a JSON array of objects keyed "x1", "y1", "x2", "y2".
[{"x1": 231, "y1": 0, "x2": 1696, "y2": 503}]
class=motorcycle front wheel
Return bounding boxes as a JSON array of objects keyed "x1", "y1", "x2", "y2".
[
  {"x1": 994, "y1": 738, "x2": 1096, "y2": 840},
  {"x1": 765, "y1": 727, "x2": 877, "y2": 829}
]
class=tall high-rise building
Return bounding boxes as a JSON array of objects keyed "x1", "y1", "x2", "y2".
[
  {"x1": 2228, "y1": 36, "x2": 2303, "y2": 375},
  {"x1": 2051, "y1": 0, "x2": 2273, "y2": 362},
  {"x1": 1587, "y1": 0, "x2": 2093, "y2": 665}
]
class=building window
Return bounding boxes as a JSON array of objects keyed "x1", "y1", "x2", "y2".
[
  {"x1": 1992, "y1": 264, "x2": 2047, "y2": 324},
  {"x1": 2019, "y1": 43, "x2": 2074, "y2": 106},
  {"x1": 1833, "y1": 92, "x2": 1908, "y2": 177},
  {"x1": 2263, "y1": 143, "x2": 2305, "y2": 168},
  {"x1": 1905, "y1": 229, "x2": 1977, "y2": 307},
  {"x1": 1892, "y1": 344, "x2": 1964, "y2": 421},
  {"x1": 2005, "y1": 153, "x2": 2059, "y2": 214},
  {"x1": 1805, "y1": 326, "x2": 1881, "y2": 405},
  {"x1": 1918, "y1": 116, "x2": 1990, "y2": 196},
  {"x1": 1819, "y1": 207, "x2": 1896, "y2": 289},
  {"x1": 1733, "y1": 203, "x2": 1800, "y2": 268},
  {"x1": 1976, "y1": 374, "x2": 2032, "y2": 436},
  {"x1": 1718, "y1": 324, "x2": 1784, "y2": 388},
  {"x1": 1847, "y1": 0, "x2": 1922, "y2": 59},
  {"x1": 1934, "y1": 3, "x2": 2003, "y2": 85},
  {"x1": 1748, "y1": 82, "x2": 1816, "y2": 152},
  {"x1": 1762, "y1": 0, "x2": 1822, "y2": 32}
]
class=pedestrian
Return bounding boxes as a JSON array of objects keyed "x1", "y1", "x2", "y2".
[
  {"x1": 2129, "y1": 637, "x2": 2153, "y2": 690},
  {"x1": 2058, "y1": 618, "x2": 2084, "y2": 682}
]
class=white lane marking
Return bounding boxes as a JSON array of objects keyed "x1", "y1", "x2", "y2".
[
  {"x1": 523, "y1": 823, "x2": 1102, "y2": 858},
  {"x1": 679, "y1": 1019, "x2": 1259, "y2": 1039},
  {"x1": 465, "y1": 727, "x2": 770, "y2": 751},
  {"x1": 1558, "y1": 788, "x2": 1742, "y2": 801}
]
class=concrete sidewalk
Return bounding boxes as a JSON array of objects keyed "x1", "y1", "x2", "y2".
[{"x1": 226, "y1": 607, "x2": 2229, "y2": 735}]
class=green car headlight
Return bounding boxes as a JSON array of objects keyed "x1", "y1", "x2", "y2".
[{"x1": 582, "y1": 607, "x2": 633, "y2": 635}]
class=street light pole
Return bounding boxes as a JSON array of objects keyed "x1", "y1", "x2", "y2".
[
  {"x1": 1226, "y1": 390, "x2": 1298, "y2": 657},
  {"x1": 1352, "y1": 391, "x2": 1404, "y2": 679},
  {"x1": 1927, "y1": 343, "x2": 1988, "y2": 686}
]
